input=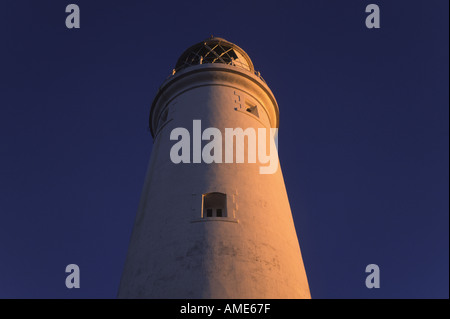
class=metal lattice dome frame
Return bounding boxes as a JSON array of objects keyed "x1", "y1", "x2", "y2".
[{"x1": 174, "y1": 37, "x2": 255, "y2": 74}]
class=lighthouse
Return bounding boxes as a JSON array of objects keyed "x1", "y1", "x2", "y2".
[{"x1": 118, "y1": 37, "x2": 311, "y2": 299}]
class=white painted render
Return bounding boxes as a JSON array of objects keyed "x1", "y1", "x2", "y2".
[{"x1": 118, "y1": 39, "x2": 310, "y2": 299}]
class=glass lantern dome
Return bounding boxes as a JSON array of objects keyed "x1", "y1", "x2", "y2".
[{"x1": 173, "y1": 36, "x2": 255, "y2": 74}]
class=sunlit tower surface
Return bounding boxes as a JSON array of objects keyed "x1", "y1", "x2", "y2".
[{"x1": 118, "y1": 37, "x2": 310, "y2": 298}]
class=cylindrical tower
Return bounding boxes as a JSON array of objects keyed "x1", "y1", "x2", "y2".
[{"x1": 118, "y1": 37, "x2": 310, "y2": 298}]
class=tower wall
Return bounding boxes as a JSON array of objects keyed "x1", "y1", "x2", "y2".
[{"x1": 118, "y1": 63, "x2": 310, "y2": 299}]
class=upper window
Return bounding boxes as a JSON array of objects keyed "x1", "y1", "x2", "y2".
[{"x1": 245, "y1": 103, "x2": 259, "y2": 118}]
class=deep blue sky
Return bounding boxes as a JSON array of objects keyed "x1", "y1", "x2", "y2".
[{"x1": 0, "y1": 0, "x2": 448, "y2": 299}]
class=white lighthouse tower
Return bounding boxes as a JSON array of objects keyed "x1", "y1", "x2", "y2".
[{"x1": 118, "y1": 37, "x2": 311, "y2": 299}]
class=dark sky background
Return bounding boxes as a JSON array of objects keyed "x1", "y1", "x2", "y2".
[{"x1": 0, "y1": 0, "x2": 448, "y2": 299}]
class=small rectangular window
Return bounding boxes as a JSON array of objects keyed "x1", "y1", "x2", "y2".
[{"x1": 202, "y1": 192, "x2": 227, "y2": 218}]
